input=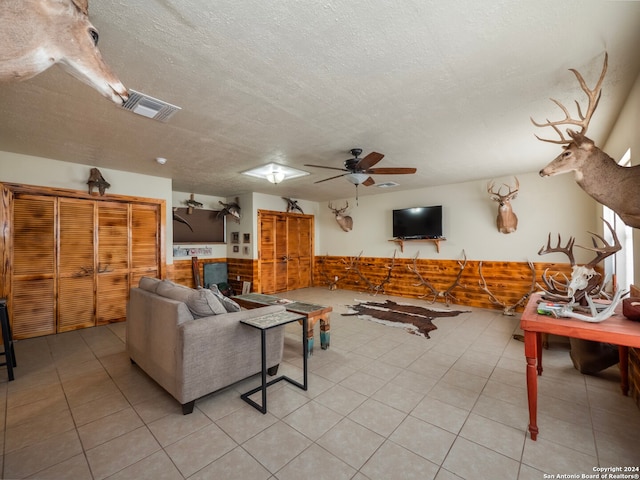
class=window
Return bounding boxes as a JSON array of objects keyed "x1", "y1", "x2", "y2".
[{"x1": 603, "y1": 148, "x2": 634, "y2": 292}]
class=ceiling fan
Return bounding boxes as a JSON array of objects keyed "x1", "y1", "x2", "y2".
[{"x1": 305, "y1": 148, "x2": 417, "y2": 187}]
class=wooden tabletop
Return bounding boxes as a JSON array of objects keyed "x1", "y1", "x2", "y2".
[{"x1": 520, "y1": 294, "x2": 640, "y2": 348}]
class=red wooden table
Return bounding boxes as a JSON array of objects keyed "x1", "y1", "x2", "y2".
[{"x1": 520, "y1": 293, "x2": 640, "y2": 440}]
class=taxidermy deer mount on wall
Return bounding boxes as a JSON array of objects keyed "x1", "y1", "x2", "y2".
[
  {"x1": 0, "y1": 0, "x2": 128, "y2": 104},
  {"x1": 532, "y1": 53, "x2": 640, "y2": 229},
  {"x1": 487, "y1": 177, "x2": 519, "y2": 234},
  {"x1": 328, "y1": 202, "x2": 353, "y2": 232}
]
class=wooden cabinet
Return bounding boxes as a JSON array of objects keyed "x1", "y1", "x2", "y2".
[
  {"x1": 0, "y1": 183, "x2": 165, "y2": 339},
  {"x1": 258, "y1": 210, "x2": 314, "y2": 294}
]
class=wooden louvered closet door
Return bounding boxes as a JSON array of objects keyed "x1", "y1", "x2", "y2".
[
  {"x1": 96, "y1": 202, "x2": 129, "y2": 325},
  {"x1": 130, "y1": 204, "x2": 160, "y2": 285},
  {"x1": 58, "y1": 198, "x2": 95, "y2": 332},
  {"x1": 2, "y1": 183, "x2": 164, "y2": 340},
  {"x1": 11, "y1": 195, "x2": 57, "y2": 338}
]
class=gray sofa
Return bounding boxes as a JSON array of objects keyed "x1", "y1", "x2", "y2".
[{"x1": 126, "y1": 277, "x2": 286, "y2": 414}]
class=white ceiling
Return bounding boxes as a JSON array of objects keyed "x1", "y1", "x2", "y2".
[{"x1": 1, "y1": 0, "x2": 640, "y2": 202}]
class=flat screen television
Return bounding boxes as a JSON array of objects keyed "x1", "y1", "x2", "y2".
[{"x1": 392, "y1": 205, "x2": 443, "y2": 239}]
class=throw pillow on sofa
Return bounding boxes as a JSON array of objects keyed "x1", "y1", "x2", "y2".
[
  {"x1": 209, "y1": 284, "x2": 241, "y2": 313},
  {"x1": 156, "y1": 280, "x2": 227, "y2": 317},
  {"x1": 139, "y1": 276, "x2": 162, "y2": 293}
]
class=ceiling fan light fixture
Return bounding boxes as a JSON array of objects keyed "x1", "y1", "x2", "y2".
[{"x1": 345, "y1": 173, "x2": 370, "y2": 185}]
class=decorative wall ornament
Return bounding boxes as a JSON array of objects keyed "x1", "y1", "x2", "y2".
[
  {"x1": 328, "y1": 201, "x2": 353, "y2": 232},
  {"x1": 407, "y1": 250, "x2": 467, "y2": 306},
  {"x1": 0, "y1": 0, "x2": 128, "y2": 104},
  {"x1": 532, "y1": 53, "x2": 640, "y2": 229},
  {"x1": 282, "y1": 197, "x2": 303, "y2": 214},
  {"x1": 487, "y1": 177, "x2": 519, "y2": 234},
  {"x1": 185, "y1": 193, "x2": 203, "y2": 214},
  {"x1": 344, "y1": 251, "x2": 395, "y2": 296},
  {"x1": 218, "y1": 197, "x2": 241, "y2": 223},
  {"x1": 87, "y1": 168, "x2": 110, "y2": 195},
  {"x1": 172, "y1": 208, "x2": 193, "y2": 232},
  {"x1": 478, "y1": 260, "x2": 536, "y2": 315},
  {"x1": 537, "y1": 218, "x2": 621, "y2": 309},
  {"x1": 317, "y1": 255, "x2": 341, "y2": 290}
]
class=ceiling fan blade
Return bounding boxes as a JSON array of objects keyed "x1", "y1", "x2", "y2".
[
  {"x1": 304, "y1": 164, "x2": 349, "y2": 172},
  {"x1": 314, "y1": 173, "x2": 348, "y2": 184},
  {"x1": 366, "y1": 167, "x2": 417, "y2": 174},
  {"x1": 363, "y1": 176, "x2": 376, "y2": 186},
  {"x1": 356, "y1": 152, "x2": 384, "y2": 170}
]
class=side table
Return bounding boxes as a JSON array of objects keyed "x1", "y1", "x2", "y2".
[{"x1": 240, "y1": 311, "x2": 308, "y2": 414}]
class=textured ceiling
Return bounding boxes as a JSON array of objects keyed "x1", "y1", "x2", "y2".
[{"x1": 1, "y1": 0, "x2": 640, "y2": 202}]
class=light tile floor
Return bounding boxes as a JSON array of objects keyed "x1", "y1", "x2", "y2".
[{"x1": 1, "y1": 288, "x2": 639, "y2": 479}]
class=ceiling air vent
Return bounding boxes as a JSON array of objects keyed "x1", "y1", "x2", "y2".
[{"x1": 121, "y1": 89, "x2": 181, "y2": 122}]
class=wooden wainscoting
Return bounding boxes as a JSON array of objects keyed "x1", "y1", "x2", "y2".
[
  {"x1": 314, "y1": 254, "x2": 574, "y2": 312},
  {"x1": 168, "y1": 258, "x2": 227, "y2": 288},
  {"x1": 227, "y1": 258, "x2": 258, "y2": 294}
]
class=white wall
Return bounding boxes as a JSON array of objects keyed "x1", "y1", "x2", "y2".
[
  {"x1": 318, "y1": 172, "x2": 600, "y2": 265},
  {"x1": 0, "y1": 152, "x2": 602, "y2": 267},
  {"x1": 603, "y1": 70, "x2": 640, "y2": 286},
  {"x1": 0, "y1": 151, "x2": 175, "y2": 262}
]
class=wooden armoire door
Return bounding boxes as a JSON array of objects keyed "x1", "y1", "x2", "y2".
[
  {"x1": 11, "y1": 194, "x2": 57, "y2": 339},
  {"x1": 258, "y1": 210, "x2": 314, "y2": 294}
]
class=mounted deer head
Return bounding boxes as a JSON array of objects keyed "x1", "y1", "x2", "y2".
[
  {"x1": 487, "y1": 177, "x2": 519, "y2": 234},
  {"x1": 0, "y1": 0, "x2": 128, "y2": 104},
  {"x1": 328, "y1": 201, "x2": 353, "y2": 232},
  {"x1": 532, "y1": 53, "x2": 640, "y2": 229}
]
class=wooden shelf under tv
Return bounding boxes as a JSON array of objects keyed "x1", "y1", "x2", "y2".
[{"x1": 389, "y1": 237, "x2": 445, "y2": 253}]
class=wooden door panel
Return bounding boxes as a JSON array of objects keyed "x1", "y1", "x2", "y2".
[
  {"x1": 12, "y1": 195, "x2": 57, "y2": 338},
  {"x1": 97, "y1": 273, "x2": 129, "y2": 324},
  {"x1": 58, "y1": 199, "x2": 95, "y2": 331},
  {"x1": 131, "y1": 204, "x2": 159, "y2": 270},
  {"x1": 58, "y1": 276, "x2": 95, "y2": 331},
  {"x1": 13, "y1": 195, "x2": 56, "y2": 276},
  {"x1": 98, "y1": 202, "x2": 129, "y2": 270},
  {"x1": 12, "y1": 279, "x2": 55, "y2": 338}
]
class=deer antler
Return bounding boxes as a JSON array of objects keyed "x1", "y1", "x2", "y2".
[
  {"x1": 318, "y1": 255, "x2": 341, "y2": 290},
  {"x1": 487, "y1": 177, "x2": 519, "y2": 202},
  {"x1": 479, "y1": 261, "x2": 536, "y2": 315},
  {"x1": 578, "y1": 218, "x2": 621, "y2": 268},
  {"x1": 531, "y1": 53, "x2": 608, "y2": 144},
  {"x1": 538, "y1": 233, "x2": 576, "y2": 266},
  {"x1": 408, "y1": 250, "x2": 467, "y2": 306},
  {"x1": 347, "y1": 251, "x2": 395, "y2": 296}
]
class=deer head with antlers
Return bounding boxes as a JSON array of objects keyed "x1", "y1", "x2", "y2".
[
  {"x1": 328, "y1": 201, "x2": 353, "y2": 232},
  {"x1": 0, "y1": 0, "x2": 128, "y2": 104},
  {"x1": 487, "y1": 177, "x2": 519, "y2": 234},
  {"x1": 532, "y1": 53, "x2": 640, "y2": 229}
]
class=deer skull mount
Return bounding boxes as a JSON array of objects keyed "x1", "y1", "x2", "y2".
[
  {"x1": 0, "y1": 0, "x2": 128, "y2": 104},
  {"x1": 537, "y1": 218, "x2": 621, "y2": 306},
  {"x1": 328, "y1": 202, "x2": 353, "y2": 232},
  {"x1": 532, "y1": 53, "x2": 640, "y2": 229},
  {"x1": 487, "y1": 177, "x2": 519, "y2": 234}
]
